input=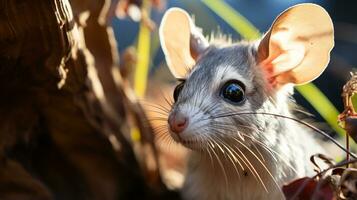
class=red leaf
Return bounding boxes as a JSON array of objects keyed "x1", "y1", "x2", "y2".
[{"x1": 282, "y1": 177, "x2": 334, "y2": 200}]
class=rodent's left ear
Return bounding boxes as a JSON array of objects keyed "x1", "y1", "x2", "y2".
[
  {"x1": 257, "y1": 3, "x2": 334, "y2": 87},
  {"x1": 159, "y1": 8, "x2": 209, "y2": 79}
]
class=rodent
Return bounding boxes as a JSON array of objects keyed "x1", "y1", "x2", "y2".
[{"x1": 158, "y1": 3, "x2": 334, "y2": 200}]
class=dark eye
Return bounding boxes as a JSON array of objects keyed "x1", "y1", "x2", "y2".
[
  {"x1": 173, "y1": 82, "x2": 184, "y2": 102},
  {"x1": 220, "y1": 80, "x2": 246, "y2": 104}
]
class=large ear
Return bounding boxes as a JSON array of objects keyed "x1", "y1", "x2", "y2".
[
  {"x1": 159, "y1": 8, "x2": 209, "y2": 79},
  {"x1": 257, "y1": 3, "x2": 334, "y2": 87}
]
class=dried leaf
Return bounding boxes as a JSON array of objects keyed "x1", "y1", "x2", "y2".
[
  {"x1": 338, "y1": 72, "x2": 357, "y2": 144},
  {"x1": 282, "y1": 177, "x2": 334, "y2": 200},
  {"x1": 345, "y1": 117, "x2": 357, "y2": 143},
  {"x1": 338, "y1": 168, "x2": 357, "y2": 199},
  {"x1": 310, "y1": 154, "x2": 335, "y2": 174}
]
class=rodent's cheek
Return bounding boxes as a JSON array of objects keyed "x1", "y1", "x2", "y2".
[{"x1": 221, "y1": 99, "x2": 252, "y2": 113}]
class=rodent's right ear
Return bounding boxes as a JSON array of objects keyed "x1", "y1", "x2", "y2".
[
  {"x1": 159, "y1": 8, "x2": 208, "y2": 79},
  {"x1": 257, "y1": 4, "x2": 334, "y2": 89}
]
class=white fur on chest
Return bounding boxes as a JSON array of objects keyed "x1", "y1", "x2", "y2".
[{"x1": 181, "y1": 126, "x2": 323, "y2": 200}]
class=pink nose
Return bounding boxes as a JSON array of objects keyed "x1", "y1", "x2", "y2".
[{"x1": 168, "y1": 112, "x2": 188, "y2": 134}]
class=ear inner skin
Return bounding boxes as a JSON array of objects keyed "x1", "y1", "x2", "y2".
[
  {"x1": 190, "y1": 28, "x2": 209, "y2": 60},
  {"x1": 260, "y1": 44, "x2": 305, "y2": 88},
  {"x1": 159, "y1": 8, "x2": 209, "y2": 79},
  {"x1": 257, "y1": 3, "x2": 334, "y2": 88},
  {"x1": 159, "y1": 8, "x2": 195, "y2": 79}
]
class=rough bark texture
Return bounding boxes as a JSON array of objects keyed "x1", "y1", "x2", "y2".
[{"x1": 0, "y1": 0, "x2": 178, "y2": 199}]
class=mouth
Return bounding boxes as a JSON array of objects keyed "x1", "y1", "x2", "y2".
[
  {"x1": 168, "y1": 129, "x2": 203, "y2": 150},
  {"x1": 176, "y1": 136, "x2": 203, "y2": 151}
]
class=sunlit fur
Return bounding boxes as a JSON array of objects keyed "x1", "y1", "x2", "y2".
[{"x1": 152, "y1": 42, "x2": 325, "y2": 200}]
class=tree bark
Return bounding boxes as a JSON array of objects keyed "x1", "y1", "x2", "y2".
[{"x1": 0, "y1": 0, "x2": 177, "y2": 199}]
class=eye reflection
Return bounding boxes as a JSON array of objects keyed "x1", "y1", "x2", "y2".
[{"x1": 220, "y1": 80, "x2": 245, "y2": 104}]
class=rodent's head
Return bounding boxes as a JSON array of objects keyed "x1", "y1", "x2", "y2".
[{"x1": 159, "y1": 4, "x2": 334, "y2": 150}]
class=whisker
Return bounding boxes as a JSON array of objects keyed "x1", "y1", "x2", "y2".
[
  {"x1": 244, "y1": 135, "x2": 300, "y2": 175},
  {"x1": 210, "y1": 135, "x2": 244, "y2": 171},
  {"x1": 208, "y1": 122, "x2": 279, "y2": 165},
  {"x1": 145, "y1": 109, "x2": 169, "y2": 116},
  {"x1": 205, "y1": 140, "x2": 215, "y2": 169},
  {"x1": 210, "y1": 135, "x2": 242, "y2": 180},
  {"x1": 153, "y1": 129, "x2": 169, "y2": 136},
  {"x1": 251, "y1": 143, "x2": 266, "y2": 162},
  {"x1": 207, "y1": 120, "x2": 299, "y2": 174},
  {"x1": 163, "y1": 96, "x2": 174, "y2": 108},
  {"x1": 207, "y1": 139, "x2": 229, "y2": 189},
  {"x1": 209, "y1": 129, "x2": 268, "y2": 192},
  {"x1": 139, "y1": 101, "x2": 171, "y2": 113},
  {"x1": 232, "y1": 137, "x2": 279, "y2": 191},
  {"x1": 208, "y1": 111, "x2": 357, "y2": 159},
  {"x1": 155, "y1": 131, "x2": 170, "y2": 142},
  {"x1": 146, "y1": 117, "x2": 168, "y2": 121}
]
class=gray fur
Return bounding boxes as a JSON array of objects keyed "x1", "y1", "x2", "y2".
[{"x1": 168, "y1": 42, "x2": 324, "y2": 200}]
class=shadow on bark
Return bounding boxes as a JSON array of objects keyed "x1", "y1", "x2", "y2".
[{"x1": 0, "y1": 0, "x2": 179, "y2": 199}]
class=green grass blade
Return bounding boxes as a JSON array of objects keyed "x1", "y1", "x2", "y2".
[
  {"x1": 202, "y1": 0, "x2": 260, "y2": 40},
  {"x1": 134, "y1": 1, "x2": 151, "y2": 97},
  {"x1": 132, "y1": 0, "x2": 152, "y2": 142},
  {"x1": 296, "y1": 84, "x2": 345, "y2": 136}
]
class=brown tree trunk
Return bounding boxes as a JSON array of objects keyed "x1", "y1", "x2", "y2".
[{"x1": 0, "y1": 0, "x2": 177, "y2": 199}]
